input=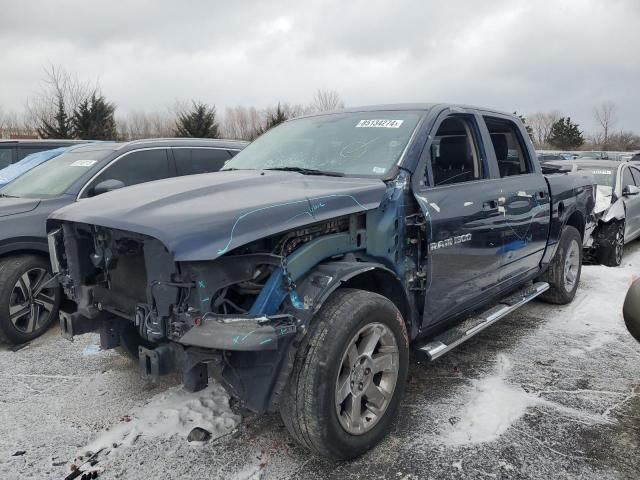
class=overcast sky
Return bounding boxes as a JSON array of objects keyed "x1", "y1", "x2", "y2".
[{"x1": 1, "y1": 0, "x2": 639, "y2": 133}]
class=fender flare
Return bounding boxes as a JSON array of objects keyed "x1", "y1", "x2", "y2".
[{"x1": 295, "y1": 258, "x2": 414, "y2": 335}]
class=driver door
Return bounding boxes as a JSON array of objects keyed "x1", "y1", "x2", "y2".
[{"x1": 622, "y1": 166, "x2": 640, "y2": 240}]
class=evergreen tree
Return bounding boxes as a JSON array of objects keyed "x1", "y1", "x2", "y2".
[
  {"x1": 38, "y1": 95, "x2": 71, "y2": 139},
  {"x1": 548, "y1": 117, "x2": 584, "y2": 150},
  {"x1": 513, "y1": 111, "x2": 534, "y2": 141},
  {"x1": 175, "y1": 102, "x2": 219, "y2": 138},
  {"x1": 260, "y1": 103, "x2": 288, "y2": 135},
  {"x1": 71, "y1": 93, "x2": 117, "y2": 140}
]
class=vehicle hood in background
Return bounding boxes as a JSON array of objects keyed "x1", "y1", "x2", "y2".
[
  {"x1": 0, "y1": 197, "x2": 41, "y2": 218},
  {"x1": 50, "y1": 170, "x2": 387, "y2": 261}
]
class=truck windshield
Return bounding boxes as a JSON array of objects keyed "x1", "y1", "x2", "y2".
[
  {"x1": 223, "y1": 111, "x2": 423, "y2": 177},
  {"x1": 0, "y1": 148, "x2": 112, "y2": 198},
  {"x1": 578, "y1": 167, "x2": 615, "y2": 187}
]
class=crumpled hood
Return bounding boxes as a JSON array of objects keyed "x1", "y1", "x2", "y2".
[
  {"x1": 594, "y1": 185, "x2": 613, "y2": 214},
  {"x1": 50, "y1": 170, "x2": 387, "y2": 261},
  {"x1": 0, "y1": 197, "x2": 41, "y2": 218}
]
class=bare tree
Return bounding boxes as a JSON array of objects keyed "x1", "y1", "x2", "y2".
[
  {"x1": 311, "y1": 88, "x2": 345, "y2": 112},
  {"x1": 527, "y1": 111, "x2": 562, "y2": 147},
  {"x1": 221, "y1": 105, "x2": 264, "y2": 140},
  {"x1": 24, "y1": 64, "x2": 96, "y2": 135},
  {"x1": 594, "y1": 101, "x2": 617, "y2": 149}
]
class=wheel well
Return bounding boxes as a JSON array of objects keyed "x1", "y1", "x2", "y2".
[
  {"x1": 566, "y1": 211, "x2": 585, "y2": 240},
  {"x1": 0, "y1": 249, "x2": 50, "y2": 261},
  {"x1": 339, "y1": 269, "x2": 411, "y2": 332}
]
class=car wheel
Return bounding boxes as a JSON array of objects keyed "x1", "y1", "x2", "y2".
[
  {"x1": 598, "y1": 221, "x2": 625, "y2": 267},
  {"x1": 280, "y1": 288, "x2": 409, "y2": 460},
  {"x1": 0, "y1": 255, "x2": 62, "y2": 344},
  {"x1": 538, "y1": 225, "x2": 582, "y2": 305}
]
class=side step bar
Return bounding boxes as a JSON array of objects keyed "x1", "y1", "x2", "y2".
[{"x1": 418, "y1": 282, "x2": 549, "y2": 361}]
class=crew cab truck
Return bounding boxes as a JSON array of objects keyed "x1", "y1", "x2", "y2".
[{"x1": 48, "y1": 104, "x2": 594, "y2": 459}]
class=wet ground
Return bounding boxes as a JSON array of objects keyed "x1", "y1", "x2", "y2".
[{"x1": 2, "y1": 244, "x2": 640, "y2": 480}]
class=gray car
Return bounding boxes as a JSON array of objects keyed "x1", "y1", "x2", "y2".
[
  {"x1": 0, "y1": 138, "x2": 247, "y2": 344},
  {"x1": 547, "y1": 159, "x2": 640, "y2": 265}
]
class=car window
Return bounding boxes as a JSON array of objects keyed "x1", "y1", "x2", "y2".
[
  {"x1": 577, "y1": 166, "x2": 615, "y2": 186},
  {"x1": 0, "y1": 148, "x2": 113, "y2": 198},
  {"x1": 174, "y1": 148, "x2": 231, "y2": 176},
  {"x1": 629, "y1": 167, "x2": 640, "y2": 186},
  {"x1": 622, "y1": 168, "x2": 635, "y2": 189},
  {"x1": 0, "y1": 147, "x2": 15, "y2": 169},
  {"x1": 85, "y1": 149, "x2": 170, "y2": 197},
  {"x1": 224, "y1": 110, "x2": 423, "y2": 177},
  {"x1": 484, "y1": 116, "x2": 533, "y2": 177},
  {"x1": 429, "y1": 115, "x2": 485, "y2": 186},
  {"x1": 17, "y1": 146, "x2": 49, "y2": 161}
]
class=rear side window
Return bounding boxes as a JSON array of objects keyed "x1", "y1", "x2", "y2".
[
  {"x1": 86, "y1": 149, "x2": 170, "y2": 196},
  {"x1": 0, "y1": 147, "x2": 15, "y2": 168},
  {"x1": 484, "y1": 117, "x2": 533, "y2": 177},
  {"x1": 429, "y1": 115, "x2": 485, "y2": 186},
  {"x1": 174, "y1": 148, "x2": 231, "y2": 176}
]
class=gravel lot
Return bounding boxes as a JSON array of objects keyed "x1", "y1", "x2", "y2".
[{"x1": 2, "y1": 244, "x2": 640, "y2": 480}]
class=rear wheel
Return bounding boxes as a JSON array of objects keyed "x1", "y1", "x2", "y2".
[
  {"x1": 0, "y1": 255, "x2": 61, "y2": 344},
  {"x1": 597, "y1": 221, "x2": 625, "y2": 267},
  {"x1": 538, "y1": 226, "x2": 582, "y2": 305},
  {"x1": 280, "y1": 289, "x2": 409, "y2": 460}
]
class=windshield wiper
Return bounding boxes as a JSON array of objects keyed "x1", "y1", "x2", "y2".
[{"x1": 264, "y1": 167, "x2": 344, "y2": 177}]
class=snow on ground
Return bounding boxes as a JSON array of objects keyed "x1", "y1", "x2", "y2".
[{"x1": 2, "y1": 244, "x2": 640, "y2": 479}]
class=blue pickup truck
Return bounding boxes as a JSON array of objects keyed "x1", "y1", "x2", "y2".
[{"x1": 49, "y1": 104, "x2": 594, "y2": 459}]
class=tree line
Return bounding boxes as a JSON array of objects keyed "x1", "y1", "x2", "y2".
[
  {"x1": 0, "y1": 66, "x2": 344, "y2": 142},
  {"x1": 1, "y1": 65, "x2": 638, "y2": 151}
]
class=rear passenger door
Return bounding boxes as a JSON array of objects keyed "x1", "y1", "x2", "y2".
[
  {"x1": 416, "y1": 112, "x2": 506, "y2": 326},
  {"x1": 482, "y1": 115, "x2": 551, "y2": 283},
  {"x1": 82, "y1": 148, "x2": 171, "y2": 197},
  {"x1": 172, "y1": 148, "x2": 232, "y2": 176}
]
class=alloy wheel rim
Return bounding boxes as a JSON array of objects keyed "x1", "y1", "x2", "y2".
[
  {"x1": 9, "y1": 268, "x2": 56, "y2": 334},
  {"x1": 615, "y1": 227, "x2": 624, "y2": 264},
  {"x1": 334, "y1": 322, "x2": 399, "y2": 435},
  {"x1": 564, "y1": 240, "x2": 580, "y2": 292}
]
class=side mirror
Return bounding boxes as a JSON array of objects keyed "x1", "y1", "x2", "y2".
[
  {"x1": 92, "y1": 179, "x2": 125, "y2": 197},
  {"x1": 623, "y1": 185, "x2": 640, "y2": 197}
]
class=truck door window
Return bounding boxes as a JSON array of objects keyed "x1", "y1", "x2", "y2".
[
  {"x1": 430, "y1": 116, "x2": 484, "y2": 186},
  {"x1": 484, "y1": 116, "x2": 533, "y2": 177}
]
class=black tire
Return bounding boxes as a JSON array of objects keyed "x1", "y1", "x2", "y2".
[
  {"x1": 280, "y1": 288, "x2": 409, "y2": 460},
  {"x1": 537, "y1": 226, "x2": 582, "y2": 305},
  {"x1": 623, "y1": 279, "x2": 640, "y2": 344},
  {"x1": 0, "y1": 255, "x2": 61, "y2": 344},
  {"x1": 597, "y1": 221, "x2": 625, "y2": 267}
]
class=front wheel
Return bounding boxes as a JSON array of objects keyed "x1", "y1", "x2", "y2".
[
  {"x1": 0, "y1": 255, "x2": 61, "y2": 344},
  {"x1": 538, "y1": 225, "x2": 582, "y2": 305},
  {"x1": 280, "y1": 289, "x2": 409, "y2": 460},
  {"x1": 597, "y1": 221, "x2": 625, "y2": 267}
]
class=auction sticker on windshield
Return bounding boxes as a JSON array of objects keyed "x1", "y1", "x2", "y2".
[
  {"x1": 356, "y1": 119, "x2": 404, "y2": 128},
  {"x1": 70, "y1": 160, "x2": 98, "y2": 167}
]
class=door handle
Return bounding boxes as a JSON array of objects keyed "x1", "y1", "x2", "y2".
[{"x1": 482, "y1": 200, "x2": 498, "y2": 210}]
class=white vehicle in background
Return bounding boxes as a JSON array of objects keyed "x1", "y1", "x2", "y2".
[{"x1": 546, "y1": 159, "x2": 640, "y2": 266}]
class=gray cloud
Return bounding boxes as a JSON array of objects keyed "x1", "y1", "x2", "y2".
[{"x1": 1, "y1": 0, "x2": 639, "y2": 133}]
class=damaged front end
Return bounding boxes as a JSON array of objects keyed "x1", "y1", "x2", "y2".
[{"x1": 49, "y1": 215, "x2": 366, "y2": 412}]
